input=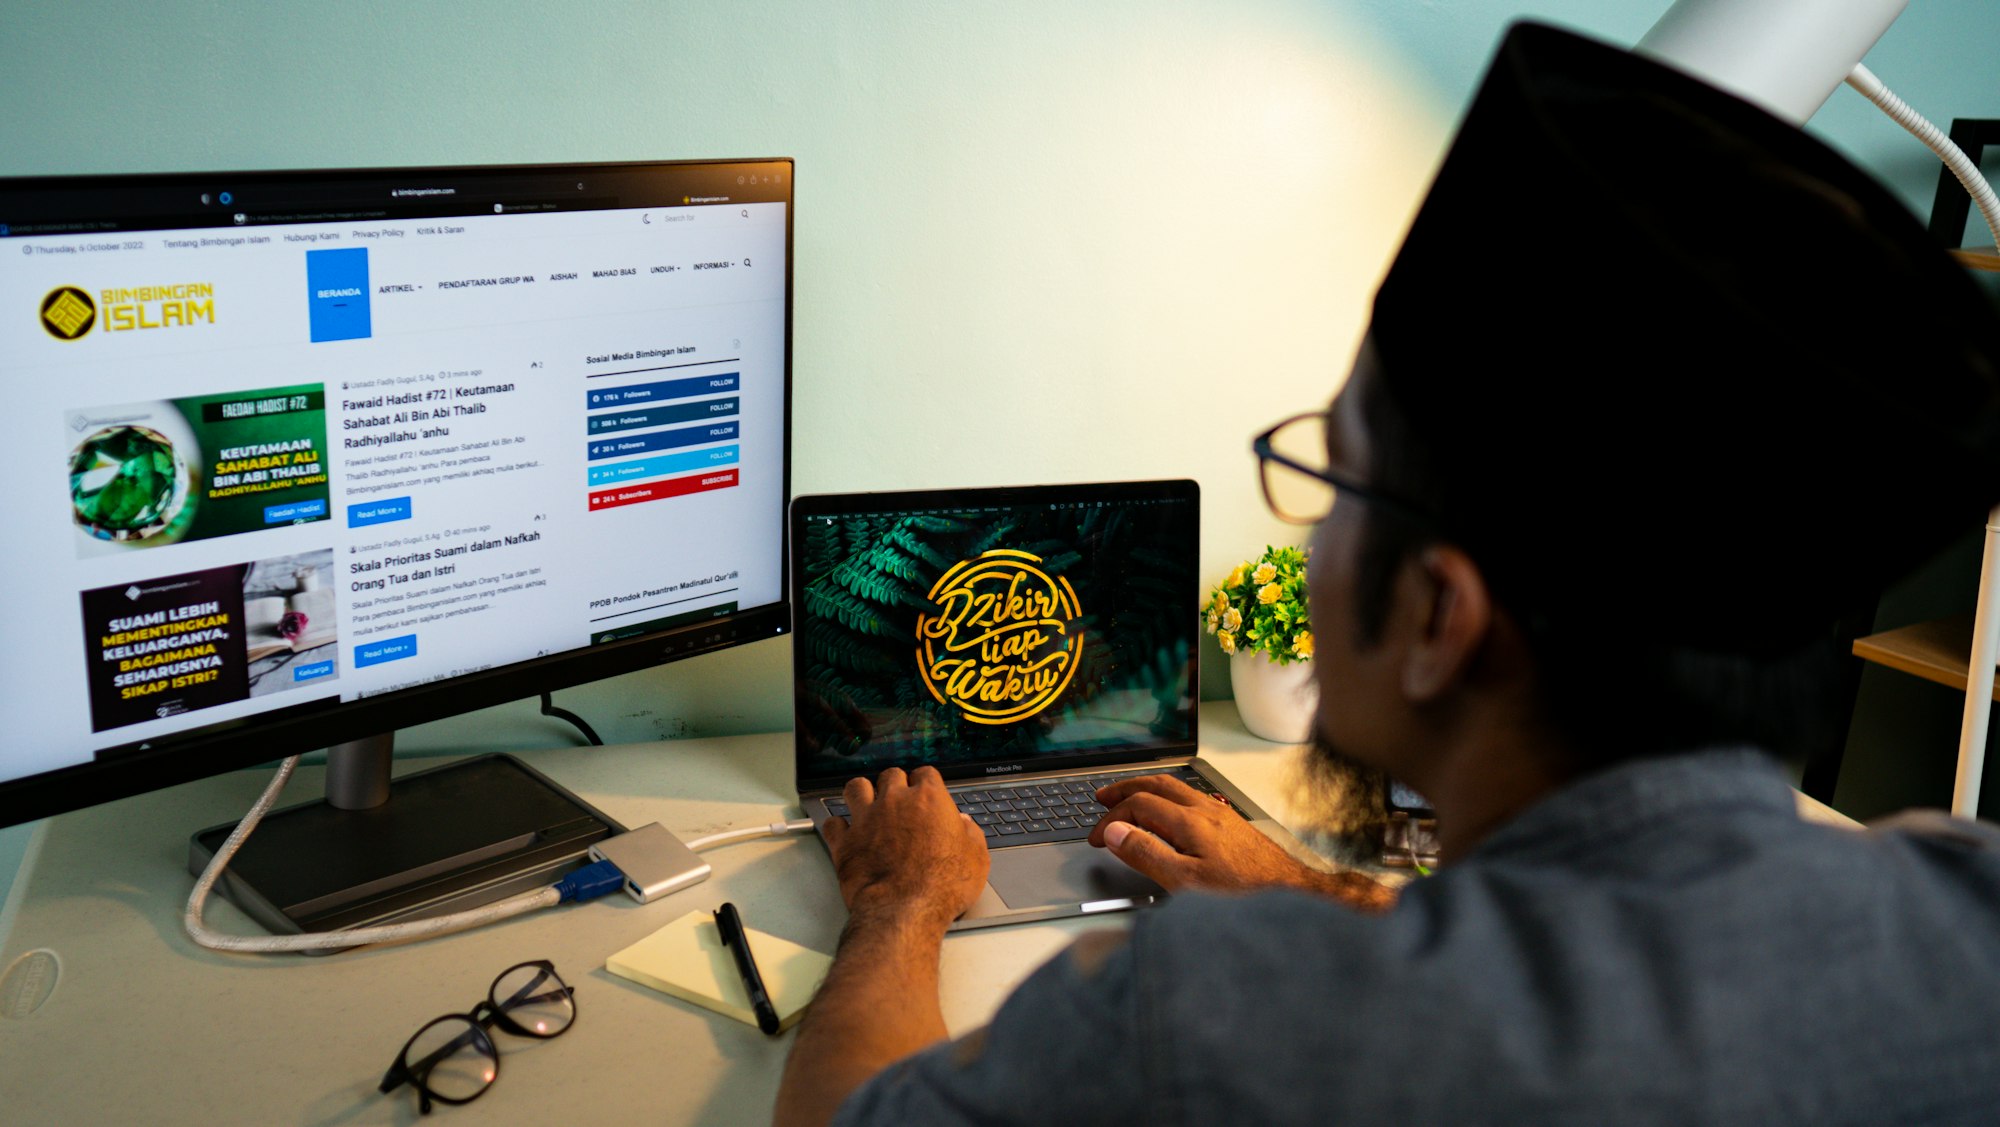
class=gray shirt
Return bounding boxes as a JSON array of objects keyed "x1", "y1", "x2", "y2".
[{"x1": 833, "y1": 751, "x2": 2000, "y2": 1125}]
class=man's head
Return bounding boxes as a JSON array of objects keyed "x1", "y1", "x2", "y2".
[
  {"x1": 1282, "y1": 24, "x2": 2000, "y2": 814},
  {"x1": 1299, "y1": 345, "x2": 1857, "y2": 797}
]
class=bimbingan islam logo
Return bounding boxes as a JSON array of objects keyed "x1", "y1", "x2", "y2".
[
  {"x1": 41, "y1": 286, "x2": 96, "y2": 340},
  {"x1": 916, "y1": 549, "x2": 1082, "y2": 726},
  {"x1": 42, "y1": 282, "x2": 217, "y2": 341}
]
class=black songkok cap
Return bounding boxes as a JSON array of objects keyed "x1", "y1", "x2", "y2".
[{"x1": 1369, "y1": 21, "x2": 2000, "y2": 654}]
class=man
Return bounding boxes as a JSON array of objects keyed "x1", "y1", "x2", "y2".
[{"x1": 777, "y1": 23, "x2": 2000, "y2": 1126}]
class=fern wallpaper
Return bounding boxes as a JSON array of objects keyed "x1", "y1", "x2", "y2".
[{"x1": 796, "y1": 499, "x2": 1197, "y2": 780}]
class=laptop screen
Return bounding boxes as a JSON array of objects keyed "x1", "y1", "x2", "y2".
[{"x1": 792, "y1": 480, "x2": 1199, "y2": 786}]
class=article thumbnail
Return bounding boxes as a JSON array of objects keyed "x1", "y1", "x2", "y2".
[
  {"x1": 81, "y1": 549, "x2": 339, "y2": 732},
  {"x1": 68, "y1": 384, "x2": 330, "y2": 557}
]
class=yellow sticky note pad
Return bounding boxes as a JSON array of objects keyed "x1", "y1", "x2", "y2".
[{"x1": 606, "y1": 908, "x2": 831, "y2": 1032}]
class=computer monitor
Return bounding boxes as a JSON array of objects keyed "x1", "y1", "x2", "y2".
[{"x1": 0, "y1": 159, "x2": 793, "y2": 934}]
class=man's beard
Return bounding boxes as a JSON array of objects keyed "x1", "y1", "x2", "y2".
[{"x1": 1288, "y1": 729, "x2": 1390, "y2": 839}]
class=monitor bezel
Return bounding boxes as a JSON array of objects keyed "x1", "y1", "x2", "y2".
[{"x1": 0, "y1": 157, "x2": 795, "y2": 827}]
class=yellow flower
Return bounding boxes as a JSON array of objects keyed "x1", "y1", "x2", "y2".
[
  {"x1": 1291, "y1": 631, "x2": 1314, "y2": 658},
  {"x1": 1205, "y1": 610, "x2": 1219, "y2": 635},
  {"x1": 1252, "y1": 562, "x2": 1277, "y2": 585},
  {"x1": 1257, "y1": 582, "x2": 1281, "y2": 605},
  {"x1": 1211, "y1": 590, "x2": 1229, "y2": 614},
  {"x1": 1222, "y1": 607, "x2": 1242, "y2": 632},
  {"x1": 1218, "y1": 630, "x2": 1237, "y2": 654},
  {"x1": 1226, "y1": 564, "x2": 1249, "y2": 589}
]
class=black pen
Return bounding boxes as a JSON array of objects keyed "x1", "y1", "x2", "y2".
[{"x1": 715, "y1": 901, "x2": 782, "y2": 1035}]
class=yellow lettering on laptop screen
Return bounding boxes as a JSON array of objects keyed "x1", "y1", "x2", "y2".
[
  {"x1": 917, "y1": 549, "x2": 1082, "y2": 725},
  {"x1": 792, "y1": 487, "x2": 1198, "y2": 780}
]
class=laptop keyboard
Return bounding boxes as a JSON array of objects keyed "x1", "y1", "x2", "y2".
[{"x1": 819, "y1": 766, "x2": 1233, "y2": 849}]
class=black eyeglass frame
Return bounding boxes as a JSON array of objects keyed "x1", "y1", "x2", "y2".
[
  {"x1": 378, "y1": 959, "x2": 577, "y2": 1115},
  {"x1": 1251, "y1": 411, "x2": 1441, "y2": 530}
]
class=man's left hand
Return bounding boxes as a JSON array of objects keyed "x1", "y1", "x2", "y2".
[{"x1": 1088, "y1": 774, "x2": 1394, "y2": 911}]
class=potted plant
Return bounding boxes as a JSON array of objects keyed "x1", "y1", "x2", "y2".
[{"x1": 1205, "y1": 545, "x2": 1315, "y2": 742}]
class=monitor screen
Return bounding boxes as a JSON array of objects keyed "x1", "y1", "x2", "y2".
[
  {"x1": 792, "y1": 481, "x2": 1199, "y2": 789},
  {"x1": 0, "y1": 159, "x2": 793, "y2": 827}
]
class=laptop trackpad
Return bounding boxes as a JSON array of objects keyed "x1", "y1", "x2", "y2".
[{"x1": 988, "y1": 841, "x2": 1165, "y2": 909}]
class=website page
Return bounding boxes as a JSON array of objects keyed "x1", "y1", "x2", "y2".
[{"x1": 1, "y1": 195, "x2": 787, "y2": 777}]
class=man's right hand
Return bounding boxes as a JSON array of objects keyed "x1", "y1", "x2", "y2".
[
  {"x1": 780, "y1": 766, "x2": 985, "y2": 1127},
  {"x1": 1087, "y1": 774, "x2": 1395, "y2": 912},
  {"x1": 821, "y1": 765, "x2": 991, "y2": 927}
]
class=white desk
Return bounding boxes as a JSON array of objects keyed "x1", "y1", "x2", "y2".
[{"x1": 0, "y1": 702, "x2": 1328, "y2": 1126}]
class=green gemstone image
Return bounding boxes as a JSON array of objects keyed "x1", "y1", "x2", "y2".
[{"x1": 70, "y1": 426, "x2": 188, "y2": 541}]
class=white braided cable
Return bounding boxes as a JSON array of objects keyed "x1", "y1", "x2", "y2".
[
  {"x1": 184, "y1": 755, "x2": 559, "y2": 954},
  {"x1": 186, "y1": 758, "x2": 812, "y2": 953},
  {"x1": 1847, "y1": 63, "x2": 2000, "y2": 251},
  {"x1": 684, "y1": 818, "x2": 816, "y2": 851}
]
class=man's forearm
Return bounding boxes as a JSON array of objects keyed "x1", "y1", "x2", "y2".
[
  {"x1": 773, "y1": 900, "x2": 954, "y2": 1127},
  {"x1": 1297, "y1": 866, "x2": 1398, "y2": 912}
]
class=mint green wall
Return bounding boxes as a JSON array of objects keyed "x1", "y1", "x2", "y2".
[
  {"x1": 3, "y1": 2, "x2": 1999, "y2": 899},
  {"x1": 13, "y1": 2, "x2": 1990, "y2": 226}
]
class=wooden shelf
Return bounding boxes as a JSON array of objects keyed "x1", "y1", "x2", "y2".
[
  {"x1": 1852, "y1": 616, "x2": 2000, "y2": 701},
  {"x1": 1951, "y1": 247, "x2": 2000, "y2": 272}
]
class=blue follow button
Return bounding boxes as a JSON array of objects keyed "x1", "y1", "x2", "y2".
[
  {"x1": 264, "y1": 498, "x2": 328, "y2": 524},
  {"x1": 347, "y1": 496, "x2": 412, "y2": 528},
  {"x1": 292, "y1": 659, "x2": 336, "y2": 682},
  {"x1": 354, "y1": 634, "x2": 418, "y2": 668}
]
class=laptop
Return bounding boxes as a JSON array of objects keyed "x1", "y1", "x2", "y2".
[{"x1": 790, "y1": 479, "x2": 1313, "y2": 930}]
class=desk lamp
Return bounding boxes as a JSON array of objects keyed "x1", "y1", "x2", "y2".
[{"x1": 1637, "y1": 0, "x2": 2000, "y2": 251}]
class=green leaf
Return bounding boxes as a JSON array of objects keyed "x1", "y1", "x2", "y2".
[{"x1": 887, "y1": 523, "x2": 955, "y2": 571}]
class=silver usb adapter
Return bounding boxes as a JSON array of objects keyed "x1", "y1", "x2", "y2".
[{"x1": 588, "y1": 822, "x2": 711, "y2": 904}]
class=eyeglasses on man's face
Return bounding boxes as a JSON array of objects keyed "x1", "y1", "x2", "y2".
[
  {"x1": 1252, "y1": 411, "x2": 1436, "y2": 529},
  {"x1": 379, "y1": 959, "x2": 576, "y2": 1115}
]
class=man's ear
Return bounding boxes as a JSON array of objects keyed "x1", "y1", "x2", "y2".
[{"x1": 1399, "y1": 544, "x2": 1493, "y2": 702}]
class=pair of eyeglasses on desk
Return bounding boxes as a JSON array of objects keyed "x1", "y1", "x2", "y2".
[{"x1": 379, "y1": 959, "x2": 576, "y2": 1115}]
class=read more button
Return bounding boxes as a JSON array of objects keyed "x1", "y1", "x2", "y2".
[
  {"x1": 354, "y1": 634, "x2": 417, "y2": 668},
  {"x1": 347, "y1": 496, "x2": 412, "y2": 528}
]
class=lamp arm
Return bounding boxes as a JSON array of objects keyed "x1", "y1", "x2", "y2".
[{"x1": 1845, "y1": 63, "x2": 2000, "y2": 252}]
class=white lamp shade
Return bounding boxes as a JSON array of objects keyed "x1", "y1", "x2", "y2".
[{"x1": 1636, "y1": 0, "x2": 1907, "y2": 123}]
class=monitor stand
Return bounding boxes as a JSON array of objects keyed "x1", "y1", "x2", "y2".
[{"x1": 188, "y1": 735, "x2": 623, "y2": 951}]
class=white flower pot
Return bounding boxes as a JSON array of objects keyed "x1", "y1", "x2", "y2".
[{"x1": 1229, "y1": 649, "x2": 1317, "y2": 744}]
